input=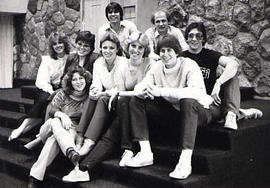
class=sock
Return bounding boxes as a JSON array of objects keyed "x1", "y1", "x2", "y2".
[{"x1": 139, "y1": 140, "x2": 152, "y2": 154}]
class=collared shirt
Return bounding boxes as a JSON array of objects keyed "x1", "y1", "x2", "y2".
[
  {"x1": 145, "y1": 25, "x2": 189, "y2": 52},
  {"x1": 98, "y1": 20, "x2": 138, "y2": 50}
]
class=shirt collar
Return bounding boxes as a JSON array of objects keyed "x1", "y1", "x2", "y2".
[
  {"x1": 104, "y1": 21, "x2": 126, "y2": 32},
  {"x1": 154, "y1": 25, "x2": 172, "y2": 38}
]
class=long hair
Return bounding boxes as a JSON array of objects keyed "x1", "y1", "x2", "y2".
[
  {"x1": 62, "y1": 66, "x2": 92, "y2": 95},
  {"x1": 185, "y1": 22, "x2": 207, "y2": 46},
  {"x1": 105, "y1": 2, "x2": 123, "y2": 21},
  {"x1": 48, "y1": 32, "x2": 70, "y2": 60},
  {"x1": 125, "y1": 31, "x2": 150, "y2": 58},
  {"x1": 100, "y1": 32, "x2": 123, "y2": 56}
]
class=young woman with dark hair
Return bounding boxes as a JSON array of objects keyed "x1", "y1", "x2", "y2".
[{"x1": 28, "y1": 66, "x2": 91, "y2": 187}]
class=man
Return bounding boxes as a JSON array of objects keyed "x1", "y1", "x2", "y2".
[
  {"x1": 124, "y1": 34, "x2": 215, "y2": 179},
  {"x1": 145, "y1": 10, "x2": 189, "y2": 60},
  {"x1": 182, "y1": 22, "x2": 262, "y2": 130}
]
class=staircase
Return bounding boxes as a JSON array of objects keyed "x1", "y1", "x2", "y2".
[{"x1": 0, "y1": 87, "x2": 270, "y2": 188}]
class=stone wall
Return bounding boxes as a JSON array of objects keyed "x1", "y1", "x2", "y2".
[
  {"x1": 159, "y1": 0, "x2": 270, "y2": 96},
  {"x1": 14, "y1": 0, "x2": 270, "y2": 96},
  {"x1": 14, "y1": 0, "x2": 80, "y2": 80}
]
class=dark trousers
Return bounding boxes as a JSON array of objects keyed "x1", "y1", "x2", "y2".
[
  {"x1": 28, "y1": 89, "x2": 50, "y2": 118},
  {"x1": 129, "y1": 97, "x2": 220, "y2": 149},
  {"x1": 79, "y1": 96, "x2": 134, "y2": 171},
  {"x1": 220, "y1": 75, "x2": 241, "y2": 118},
  {"x1": 77, "y1": 96, "x2": 114, "y2": 142}
]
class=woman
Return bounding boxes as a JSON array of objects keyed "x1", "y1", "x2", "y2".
[
  {"x1": 28, "y1": 66, "x2": 91, "y2": 187},
  {"x1": 98, "y1": 2, "x2": 137, "y2": 52},
  {"x1": 8, "y1": 32, "x2": 70, "y2": 141},
  {"x1": 62, "y1": 31, "x2": 154, "y2": 182},
  {"x1": 64, "y1": 30, "x2": 99, "y2": 75}
]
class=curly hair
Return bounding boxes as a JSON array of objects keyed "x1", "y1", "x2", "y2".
[
  {"x1": 105, "y1": 2, "x2": 123, "y2": 21},
  {"x1": 185, "y1": 22, "x2": 207, "y2": 46},
  {"x1": 48, "y1": 32, "x2": 70, "y2": 60},
  {"x1": 62, "y1": 66, "x2": 92, "y2": 95},
  {"x1": 100, "y1": 32, "x2": 123, "y2": 56},
  {"x1": 75, "y1": 30, "x2": 95, "y2": 53},
  {"x1": 125, "y1": 32, "x2": 150, "y2": 58}
]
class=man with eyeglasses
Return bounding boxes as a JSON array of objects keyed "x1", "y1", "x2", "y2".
[
  {"x1": 182, "y1": 22, "x2": 262, "y2": 130},
  {"x1": 145, "y1": 10, "x2": 189, "y2": 61}
]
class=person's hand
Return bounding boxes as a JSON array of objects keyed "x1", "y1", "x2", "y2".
[
  {"x1": 55, "y1": 111, "x2": 72, "y2": 130},
  {"x1": 89, "y1": 87, "x2": 102, "y2": 100},
  {"x1": 149, "y1": 52, "x2": 161, "y2": 61},
  {"x1": 135, "y1": 87, "x2": 154, "y2": 100},
  {"x1": 146, "y1": 84, "x2": 161, "y2": 98},
  {"x1": 105, "y1": 87, "x2": 118, "y2": 97},
  {"x1": 108, "y1": 93, "x2": 119, "y2": 111},
  {"x1": 211, "y1": 80, "x2": 221, "y2": 106}
]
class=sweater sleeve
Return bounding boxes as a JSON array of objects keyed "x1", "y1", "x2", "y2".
[
  {"x1": 35, "y1": 56, "x2": 54, "y2": 94},
  {"x1": 159, "y1": 60, "x2": 213, "y2": 108},
  {"x1": 49, "y1": 90, "x2": 66, "y2": 117},
  {"x1": 90, "y1": 58, "x2": 104, "y2": 91}
]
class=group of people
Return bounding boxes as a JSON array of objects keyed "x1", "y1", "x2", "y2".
[{"x1": 7, "y1": 2, "x2": 263, "y2": 188}]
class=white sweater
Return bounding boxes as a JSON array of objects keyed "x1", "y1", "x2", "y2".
[
  {"x1": 35, "y1": 55, "x2": 67, "y2": 94},
  {"x1": 91, "y1": 56, "x2": 128, "y2": 91},
  {"x1": 135, "y1": 57, "x2": 213, "y2": 110}
]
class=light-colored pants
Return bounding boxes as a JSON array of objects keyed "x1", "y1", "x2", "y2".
[{"x1": 30, "y1": 118, "x2": 77, "y2": 181}]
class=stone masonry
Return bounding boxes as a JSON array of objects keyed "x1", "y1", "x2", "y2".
[{"x1": 14, "y1": 0, "x2": 270, "y2": 96}]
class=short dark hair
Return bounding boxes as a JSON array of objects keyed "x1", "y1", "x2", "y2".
[
  {"x1": 48, "y1": 32, "x2": 70, "y2": 60},
  {"x1": 155, "y1": 34, "x2": 182, "y2": 56},
  {"x1": 100, "y1": 32, "x2": 123, "y2": 56},
  {"x1": 105, "y1": 2, "x2": 123, "y2": 21},
  {"x1": 150, "y1": 10, "x2": 170, "y2": 25},
  {"x1": 62, "y1": 66, "x2": 92, "y2": 95},
  {"x1": 185, "y1": 22, "x2": 207, "y2": 46},
  {"x1": 75, "y1": 30, "x2": 95, "y2": 53}
]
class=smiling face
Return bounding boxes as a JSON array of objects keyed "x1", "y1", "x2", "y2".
[
  {"x1": 76, "y1": 40, "x2": 91, "y2": 57},
  {"x1": 154, "y1": 12, "x2": 169, "y2": 35},
  {"x1": 159, "y1": 47, "x2": 177, "y2": 69},
  {"x1": 128, "y1": 41, "x2": 145, "y2": 62},
  {"x1": 52, "y1": 41, "x2": 65, "y2": 55},
  {"x1": 108, "y1": 10, "x2": 121, "y2": 24},
  {"x1": 71, "y1": 72, "x2": 86, "y2": 92},
  {"x1": 187, "y1": 28, "x2": 203, "y2": 53},
  {"x1": 101, "y1": 40, "x2": 118, "y2": 64}
]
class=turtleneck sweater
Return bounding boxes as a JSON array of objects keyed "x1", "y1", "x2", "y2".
[{"x1": 134, "y1": 57, "x2": 213, "y2": 110}]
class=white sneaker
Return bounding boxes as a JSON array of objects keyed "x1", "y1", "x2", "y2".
[
  {"x1": 119, "y1": 150, "x2": 134, "y2": 167},
  {"x1": 224, "y1": 111, "x2": 238, "y2": 130},
  {"x1": 240, "y1": 108, "x2": 263, "y2": 119},
  {"x1": 169, "y1": 162, "x2": 192, "y2": 179},
  {"x1": 125, "y1": 152, "x2": 153, "y2": 168},
  {"x1": 62, "y1": 167, "x2": 90, "y2": 182}
]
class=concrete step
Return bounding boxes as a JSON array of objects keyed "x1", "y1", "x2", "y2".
[
  {"x1": 0, "y1": 89, "x2": 33, "y2": 113},
  {"x1": 0, "y1": 109, "x2": 28, "y2": 128},
  {"x1": 0, "y1": 172, "x2": 28, "y2": 188}
]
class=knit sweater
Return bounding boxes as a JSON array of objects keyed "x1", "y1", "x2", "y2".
[
  {"x1": 135, "y1": 57, "x2": 213, "y2": 110},
  {"x1": 91, "y1": 56, "x2": 128, "y2": 91}
]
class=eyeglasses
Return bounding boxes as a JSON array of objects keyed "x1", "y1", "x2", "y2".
[
  {"x1": 188, "y1": 33, "x2": 203, "y2": 40},
  {"x1": 77, "y1": 42, "x2": 90, "y2": 49},
  {"x1": 53, "y1": 42, "x2": 63, "y2": 46}
]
